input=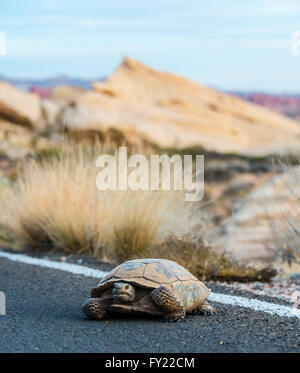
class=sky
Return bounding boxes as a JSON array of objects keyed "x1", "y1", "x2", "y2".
[{"x1": 0, "y1": 0, "x2": 299, "y2": 92}]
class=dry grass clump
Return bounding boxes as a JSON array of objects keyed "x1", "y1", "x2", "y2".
[
  {"x1": 108, "y1": 190, "x2": 183, "y2": 262},
  {"x1": 0, "y1": 141, "x2": 277, "y2": 282},
  {"x1": 0, "y1": 143, "x2": 191, "y2": 260},
  {"x1": 147, "y1": 235, "x2": 276, "y2": 282},
  {"x1": 269, "y1": 158, "x2": 300, "y2": 265}
]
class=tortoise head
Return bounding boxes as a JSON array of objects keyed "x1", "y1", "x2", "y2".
[{"x1": 112, "y1": 282, "x2": 135, "y2": 303}]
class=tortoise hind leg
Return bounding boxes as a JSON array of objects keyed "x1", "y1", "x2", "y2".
[
  {"x1": 82, "y1": 296, "x2": 112, "y2": 320},
  {"x1": 151, "y1": 286, "x2": 185, "y2": 322},
  {"x1": 191, "y1": 301, "x2": 216, "y2": 316}
]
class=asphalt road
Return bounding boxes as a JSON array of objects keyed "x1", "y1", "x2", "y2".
[{"x1": 0, "y1": 256, "x2": 299, "y2": 353}]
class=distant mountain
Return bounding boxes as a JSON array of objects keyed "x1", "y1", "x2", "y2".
[
  {"x1": 231, "y1": 92, "x2": 300, "y2": 121},
  {"x1": 0, "y1": 75, "x2": 104, "y2": 91}
]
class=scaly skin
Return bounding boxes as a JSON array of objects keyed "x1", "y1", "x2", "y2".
[
  {"x1": 82, "y1": 283, "x2": 135, "y2": 320},
  {"x1": 82, "y1": 296, "x2": 112, "y2": 320},
  {"x1": 190, "y1": 301, "x2": 216, "y2": 316},
  {"x1": 151, "y1": 286, "x2": 186, "y2": 322}
]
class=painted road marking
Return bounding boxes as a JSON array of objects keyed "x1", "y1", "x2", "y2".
[
  {"x1": 0, "y1": 250, "x2": 107, "y2": 278},
  {"x1": 209, "y1": 293, "x2": 300, "y2": 318},
  {"x1": 0, "y1": 250, "x2": 299, "y2": 319}
]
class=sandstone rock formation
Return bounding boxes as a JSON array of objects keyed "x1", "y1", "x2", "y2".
[
  {"x1": 52, "y1": 85, "x2": 85, "y2": 105},
  {"x1": 41, "y1": 99, "x2": 61, "y2": 126},
  {"x1": 0, "y1": 118, "x2": 34, "y2": 158},
  {"x1": 216, "y1": 167, "x2": 300, "y2": 266},
  {"x1": 62, "y1": 57, "x2": 300, "y2": 156},
  {"x1": 0, "y1": 81, "x2": 42, "y2": 127}
]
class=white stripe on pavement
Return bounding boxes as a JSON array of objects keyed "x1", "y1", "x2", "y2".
[
  {"x1": 0, "y1": 250, "x2": 108, "y2": 279},
  {"x1": 209, "y1": 293, "x2": 300, "y2": 319},
  {"x1": 0, "y1": 250, "x2": 299, "y2": 319}
]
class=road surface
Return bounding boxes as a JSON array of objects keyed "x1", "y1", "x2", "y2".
[{"x1": 0, "y1": 250, "x2": 299, "y2": 353}]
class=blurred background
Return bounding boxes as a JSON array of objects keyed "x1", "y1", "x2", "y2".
[
  {"x1": 1, "y1": 0, "x2": 300, "y2": 91},
  {"x1": 0, "y1": 0, "x2": 300, "y2": 297}
]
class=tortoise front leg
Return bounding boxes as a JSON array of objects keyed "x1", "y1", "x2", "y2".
[
  {"x1": 191, "y1": 300, "x2": 216, "y2": 316},
  {"x1": 82, "y1": 296, "x2": 112, "y2": 320},
  {"x1": 151, "y1": 286, "x2": 185, "y2": 322}
]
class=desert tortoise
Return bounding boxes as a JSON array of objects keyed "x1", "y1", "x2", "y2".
[{"x1": 82, "y1": 258, "x2": 216, "y2": 321}]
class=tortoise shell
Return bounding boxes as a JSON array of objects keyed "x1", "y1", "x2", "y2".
[{"x1": 91, "y1": 258, "x2": 211, "y2": 311}]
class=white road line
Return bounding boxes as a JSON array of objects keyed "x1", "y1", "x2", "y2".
[
  {"x1": 209, "y1": 293, "x2": 300, "y2": 319},
  {"x1": 0, "y1": 250, "x2": 108, "y2": 279},
  {"x1": 0, "y1": 250, "x2": 299, "y2": 319}
]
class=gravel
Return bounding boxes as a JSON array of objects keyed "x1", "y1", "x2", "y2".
[{"x1": 209, "y1": 277, "x2": 300, "y2": 308}]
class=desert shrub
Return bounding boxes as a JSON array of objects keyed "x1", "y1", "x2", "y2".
[
  {"x1": 269, "y1": 160, "x2": 300, "y2": 265},
  {"x1": 110, "y1": 213, "x2": 160, "y2": 262},
  {"x1": 146, "y1": 235, "x2": 276, "y2": 282},
  {"x1": 0, "y1": 141, "x2": 275, "y2": 282},
  {"x1": 0, "y1": 144, "x2": 192, "y2": 260}
]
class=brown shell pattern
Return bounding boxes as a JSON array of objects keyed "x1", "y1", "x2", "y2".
[{"x1": 91, "y1": 258, "x2": 210, "y2": 309}]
